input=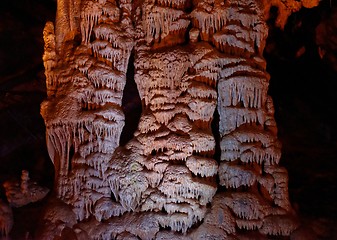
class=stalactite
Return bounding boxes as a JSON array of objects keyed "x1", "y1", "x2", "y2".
[
  {"x1": 41, "y1": 0, "x2": 134, "y2": 225},
  {"x1": 40, "y1": 0, "x2": 309, "y2": 238},
  {"x1": 213, "y1": 0, "x2": 298, "y2": 238},
  {"x1": 81, "y1": 0, "x2": 101, "y2": 44}
]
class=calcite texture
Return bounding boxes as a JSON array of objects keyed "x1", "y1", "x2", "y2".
[{"x1": 40, "y1": 0, "x2": 319, "y2": 239}]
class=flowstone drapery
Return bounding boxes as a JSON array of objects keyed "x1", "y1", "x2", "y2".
[{"x1": 40, "y1": 0, "x2": 319, "y2": 239}]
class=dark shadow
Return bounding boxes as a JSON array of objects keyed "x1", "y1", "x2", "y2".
[{"x1": 120, "y1": 53, "x2": 142, "y2": 146}]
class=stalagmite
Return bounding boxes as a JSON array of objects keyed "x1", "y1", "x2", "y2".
[
  {"x1": 3, "y1": 170, "x2": 49, "y2": 208},
  {"x1": 40, "y1": 0, "x2": 316, "y2": 238},
  {"x1": 0, "y1": 200, "x2": 13, "y2": 237}
]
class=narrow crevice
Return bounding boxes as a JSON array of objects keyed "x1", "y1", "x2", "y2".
[{"x1": 120, "y1": 53, "x2": 142, "y2": 146}]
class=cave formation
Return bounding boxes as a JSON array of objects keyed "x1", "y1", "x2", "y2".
[
  {"x1": 1, "y1": 0, "x2": 337, "y2": 239},
  {"x1": 37, "y1": 0, "x2": 319, "y2": 239}
]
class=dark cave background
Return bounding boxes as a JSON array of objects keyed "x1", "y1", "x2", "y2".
[{"x1": 0, "y1": 0, "x2": 337, "y2": 238}]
